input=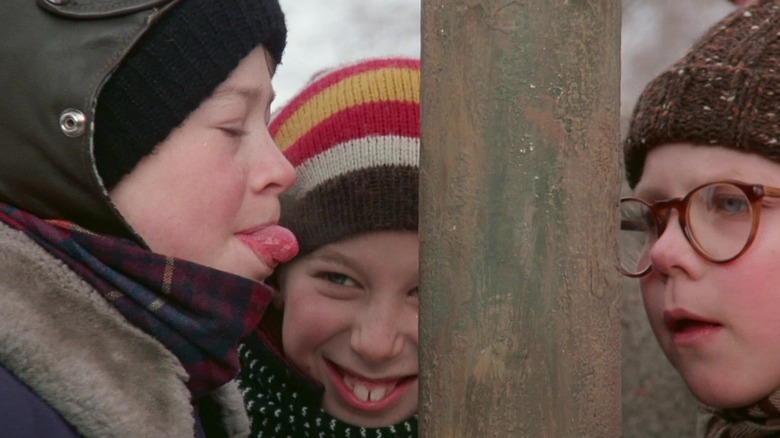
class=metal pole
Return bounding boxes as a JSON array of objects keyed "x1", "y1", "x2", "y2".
[{"x1": 419, "y1": 1, "x2": 622, "y2": 436}]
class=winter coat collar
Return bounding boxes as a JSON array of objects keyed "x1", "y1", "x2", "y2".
[{"x1": 0, "y1": 220, "x2": 249, "y2": 437}]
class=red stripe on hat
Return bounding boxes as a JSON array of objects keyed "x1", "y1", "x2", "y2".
[
  {"x1": 270, "y1": 58, "x2": 420, "y2": 139},
  {"x1": 283, "y1": 101, "x2": 420, "y2": 167}
]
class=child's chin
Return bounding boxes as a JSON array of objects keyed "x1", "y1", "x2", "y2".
[{"x1": 686, "y1": 378, "x2": 769, "y2": 410}]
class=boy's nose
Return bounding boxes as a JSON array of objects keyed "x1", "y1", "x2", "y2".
[
  {"x1": 350, "y1": 304, "x2": 405, "y2": 363},
  {"x1": 648, "y1": 211, "x2": 700, "y2": 276},
  {"x1": 250, "y1": 134, "x2": 296, "y2": 194}
]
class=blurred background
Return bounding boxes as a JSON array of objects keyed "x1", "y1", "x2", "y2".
[
  {"x1": 276, "y1": 1, "x2": 740, "y2": 436},
  {"x1": 275, "y1": 0, "x2": 420, "y2": 111}
]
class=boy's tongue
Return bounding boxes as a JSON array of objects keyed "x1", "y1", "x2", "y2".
[{"x1": 249, "y1": 225, "x2": 298, "y2": 263}]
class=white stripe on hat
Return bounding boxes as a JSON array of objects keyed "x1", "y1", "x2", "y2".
[{"x1": 288, "y1": 135, "x2": 419, "y2": 200}]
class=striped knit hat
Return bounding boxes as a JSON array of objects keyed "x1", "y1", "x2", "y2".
[
  {"x1": 624, "y1": 0, "x2": 780, "y2": 188},
  {"x1": 271, "y1": 58, "x2": 420, "y2": 256}
]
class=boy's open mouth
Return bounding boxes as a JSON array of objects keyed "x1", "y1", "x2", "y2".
[
  {"x1": 668, "y1": 318, "x2": 720, "y2": 333},
  {"x1": 663, "y1": 308, "x2": 722, "y2": 335},
  {"x1": 325, "y1": 359, "x2": 416, "y2": 406}
]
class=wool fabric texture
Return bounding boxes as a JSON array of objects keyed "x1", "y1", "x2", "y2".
[
  {"x1": 270, "y1": 58, "x2": 421, "y2": 256},
  {"x1": 0, "y1": 202, "x2": 271, "y2": 399},
  {"x1": 94, "y1": 0, "x2": 287, "y2": 189},
  {"x1": 703, "y1": 389, "x2": 780, "y2": 437},
  {"x1": 624, "y1": 0, "x2": 780, "y2": 188}
]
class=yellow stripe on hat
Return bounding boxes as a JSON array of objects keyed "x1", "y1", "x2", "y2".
[{"x1": 274, "y1": 66, "x2": 420, "y2": 152}]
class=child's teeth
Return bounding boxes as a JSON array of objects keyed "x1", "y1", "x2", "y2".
[
  {"x1": 369, "y1": 387, "x2": 387, "y2": 402},
  {"x1": 342, "y1": 373, "x2": 397, "y2": 402},
  {"x1": 354, "y1": 384, "x2": 370, "y2": 401}
]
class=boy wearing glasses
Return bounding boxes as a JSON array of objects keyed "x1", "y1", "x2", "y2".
[{"x1": 619, "y1": 0, "x2": 780, "y2": 435}]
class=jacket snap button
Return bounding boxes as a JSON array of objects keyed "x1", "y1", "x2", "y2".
[{"x1": 59, "y1": 109, "x2": 87, "y2": 137}]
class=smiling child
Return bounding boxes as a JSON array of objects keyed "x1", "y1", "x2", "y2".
[{"x1": 238, "y1": 57, "x2": 420, "y2": 437}]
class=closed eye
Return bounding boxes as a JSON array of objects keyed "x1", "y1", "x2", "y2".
[{"x1": 218, "y1": 126, "x2": 246, "y2": 138}]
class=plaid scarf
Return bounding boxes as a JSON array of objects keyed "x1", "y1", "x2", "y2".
[
  {"x1": 0, "y1": 203, "x2": 272, "y2": 399},
  {"x1": 704, "y1": 390, "x2": 780, "y2": 437}
]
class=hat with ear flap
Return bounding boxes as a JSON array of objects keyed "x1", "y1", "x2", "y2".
[
  {"x1": 270, "y1": 57, "x2": 421, "y2": 257},
  {"x1": 624, "y1": 0, "x2": 780, "y2": 188},
  {"x1": 94, "y1": 0, "x2": 287, "y2": 190}
]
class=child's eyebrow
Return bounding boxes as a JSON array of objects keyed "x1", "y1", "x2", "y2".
[
  {"x1": 313, "y1": 250, "x2": 359, "y2": 268},
  {"x1": 211, "y1": 86, "x2": 275, "y2": 107},
  {"x1": 633, "y1": 182, "x2": 676, "y2": 202}
]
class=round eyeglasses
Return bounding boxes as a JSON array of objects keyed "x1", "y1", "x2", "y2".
[{"x1": 618, "y1": 180, "x2": 780, "y2": 277}]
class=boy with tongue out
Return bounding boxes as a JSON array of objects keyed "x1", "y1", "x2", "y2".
[
  {"x1": 0, "y1": 0, "x2": 298, "y2": 436},
  {"x1": 619, "y1": 0, "x2": 780, "y2": 436},
  {"x1": 238, "y1": 57, "x2": 421, "y2": 437}
]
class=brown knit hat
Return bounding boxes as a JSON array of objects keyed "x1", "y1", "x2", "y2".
[
  {"x1": 270, "y1": 58, "x2": 420, "y2": 257},
  {"x1": 624, "y1": 0, "x2": 780, "y2": 188}
]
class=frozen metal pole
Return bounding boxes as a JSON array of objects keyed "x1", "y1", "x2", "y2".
[{"x1": 419, "y1": 1, "x2": 623, "y2": 436}]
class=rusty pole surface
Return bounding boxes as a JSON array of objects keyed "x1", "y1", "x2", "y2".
[{"x1": 419, "y1": 1, "x2": 622, "y2": 436}]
